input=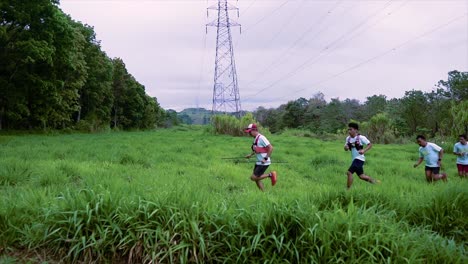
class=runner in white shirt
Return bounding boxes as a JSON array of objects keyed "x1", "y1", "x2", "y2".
[
  {"x1": 453, "y1": 134, "x2": 468, "y2": 178},
  {"x1": 344, "y1": 122, "x2": 380, "y2": 189},
  {"x1": 413, "y1": 135, "x2": 447, "y2": 182},
  {"x1": 244, "y1": 123, "x2": 277, "y2": 191}
]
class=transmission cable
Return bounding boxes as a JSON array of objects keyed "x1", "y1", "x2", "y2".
[
  {"x1": 242, "y1": 0, "x2": 258, "y2": 16},
  {"x1": 243, "y1": 0, "x2": 396, "y2": 100},
  {"x1": 264, "y1": 12, "x2": 468, "y2": 104},
  {"x1": 250, "y1": 0, "x2": 307, "y2": 60},
  {"x1": 279, "y1": 0, "x2": 410, "y2": 82},
  {"x1": 244, "y1": 0, "x2": 291, "y2": 33},
  {"x1": 242, "y1": 0, "x2": 345, "y2": 88}
]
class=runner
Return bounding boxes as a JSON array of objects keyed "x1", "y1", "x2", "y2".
[
  {"x1": 244, "y1": 123, "x2": 277, "y2": 191},
  {"x1": 344, "y1": 122, "x2": 380, "y2": 189},
  {"x1": 413, "y1": 135, "x2": 447, "y2": 182},
  {"x1": 453, "y1": 134, "x2": 468, "y2": 178}
]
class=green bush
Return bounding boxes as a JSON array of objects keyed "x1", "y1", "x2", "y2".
[{"x1": 211, "y1": 113, "x2": 259, "y2": 136}]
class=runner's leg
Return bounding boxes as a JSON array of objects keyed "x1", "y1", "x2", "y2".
[
  {"x1": 347, "y1": 171, "x2": 353, "y2": 189},
  {"x1": 425, "y1": 169, "x2": 433, "y2": 182}
]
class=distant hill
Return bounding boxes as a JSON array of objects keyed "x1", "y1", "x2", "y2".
[{"x1": 177, "y1": 108, "x2": 212, "y2": 125}]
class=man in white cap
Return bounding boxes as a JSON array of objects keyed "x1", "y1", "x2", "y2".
[{"x1": 244, "y1": 123, "x2": 277, "y2": 191}]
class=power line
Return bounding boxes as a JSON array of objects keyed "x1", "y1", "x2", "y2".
[
  {"x1": 242, "y1": 0, "x2": 291, "y2": 34},
  {"x1": 254, "y1": 0, "x2": 307, "y2": 56},
  {"x1": 241, "y1": 0, "x2": 345, "y2": 88},
  {"x1": 243, "y1": 0, "x2": 396, "y2": 100},
  {"x1": 279, "y1": 0, "x2": 409, "y2": 80},
  {"x1": 329, "y1": 0, "x2": 410, "y2": 51},
  {"x1": 264, "y1": 12, "x2": 468, "y2": 104},
  {"x1": 310, "y1": 13, "x2": 468, "y2": 88},
  {"x1": 238, "y1": 0, "x2": 307, "y2": 82},
  {"x1": 232, "y1": 0, "x2": 294, "y2": 50},
  {"x1": 242, "y1": 0, "x2": 258, "y2": 16}
]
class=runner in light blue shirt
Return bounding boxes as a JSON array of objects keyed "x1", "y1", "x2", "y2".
[
  {"x1": 453, "y1": 134, "x2": 468, "y2": 178},
  {"x1": 413, "y1": 135, "x2": 447, "y2": 182}
]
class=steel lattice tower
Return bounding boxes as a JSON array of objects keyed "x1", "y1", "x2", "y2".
[{"x1": 206, "y1": 0, "x2": 242, "y2": 117}]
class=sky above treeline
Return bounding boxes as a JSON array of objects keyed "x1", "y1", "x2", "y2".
[{"x1": 60, "y1": 0, "x2": 468, "y2": 111}]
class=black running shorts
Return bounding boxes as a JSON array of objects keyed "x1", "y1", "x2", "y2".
[
  {"x1": 253, "y1": 164, "x2": 269, "y2": 177},
  {"x1": 348, "y1": 159, "x2": 364, "y2": 176}
]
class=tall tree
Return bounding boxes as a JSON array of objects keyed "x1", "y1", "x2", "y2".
[
  {"x1": 0, "y1": 1, "x2": 90, "y2": 129},
  {"x1": 74, "y1": 22, "x2": 114, "y2": 131},
  {"x1": 424, "y1": 88, "x2": 451, "y2": 136},
  {"x1": 282, "y1": 97, "x2": 308, "y2": 128},
  {"x1": 111, "y1": 58, "x2": 129, "y2": 128},
  {"x1": 304, "y1": 92, "x2": 326, "y2": 132},
  {"x1": 385, "y1": 98, "x2": 405, "y2": 137},
  {"x1": 438, "y1": 70, "x2": 468, "y2": 101},
  {"x1": 364, "y1": 95, "x2": 387, "y2": 120},
  {"x1": 365, "y1": 113, "x2": 393, "y2": 144},
  {"x1": 450, "y1": 100, "x2": 468, "y2": 136},
  {"x1": 321, "y1": 98, "x2": 346, "y2": 133},
  {"x1": 400, "y1": 90, "x2": 428, "y2": 135},
  {"x1": 342, "y1": 98, "x2": 364, "y2": 123},
  {"x1": 0, "y1": 0, "x2": 58, "y2": 129}
]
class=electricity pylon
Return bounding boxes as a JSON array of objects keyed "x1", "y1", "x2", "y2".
[{"x1": 206, "y1": 0, "x2": 242, "y2": 117}]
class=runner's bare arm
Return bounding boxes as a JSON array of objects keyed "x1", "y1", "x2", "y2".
[
  {"x1": 359, "y1": 142, "x2": 372, "y2": 155},
  {"x1": 414, "y1": 157, "x2": 423, "y2": 168}
]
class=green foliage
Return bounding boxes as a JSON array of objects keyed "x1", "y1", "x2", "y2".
[
  {"x1": 318, "y1": 98, "x2": 347, "y2": 133},
  {"x1": 249, "y1": 71, "x2": 466, "y2": 142},
  {"x1": 0, "y1": 1, "x2": 164, "y2": 131},
  {"x1": 282, "y1": 97, "x2": 308, "y2": 129},
  {"x1": 399, "y1": 90, "x2": 428, "y2": 135},
  {"x1": 438, "y1": 70, "x2": 468, "y2": 101},
  {"x1": 361, "y1": 113, "x2": 395, "y2": 144},
  {"x1": 164, "y1": 109, "x2": 181, "y2": 128},
  {"x1": 253, "y1": 106, "x2": 282, "y2": 133},
  {"x1": 211, "y1": 113, "x2": 257, "y2": 136},
  {"x1": 303, "y1": 92, "x2": 327, "y2": 133},
  {"x1": 363, "y1": 94, "x2": 387, "y2": 119},
  {"x1": 74, "y1": 22, "x2": 114, "y2": 131},
  {"x1": 450, "y1": 100, "x2": 468, "y2": 136}
]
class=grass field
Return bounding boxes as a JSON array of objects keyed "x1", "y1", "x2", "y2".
[{"x1": 0, "y1": 126, "x2": 466, "y2": 263}]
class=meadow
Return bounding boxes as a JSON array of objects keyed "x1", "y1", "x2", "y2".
[{"x1": 0, "y1": 126, "x2": 466, "y2": 263}]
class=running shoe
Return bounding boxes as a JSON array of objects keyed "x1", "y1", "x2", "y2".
[{"x1": 270, "y1": 171, "x2": 277, "y2": 186}]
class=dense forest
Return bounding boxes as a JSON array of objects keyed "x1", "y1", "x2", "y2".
[
  {"x1": 1, "y1": 1, "x2": 467, "y2": 137},
  {"x1": 251, "y1": 70, "x2": 467, "y2": 140},
  {"x1": 0, "y1": 0, "x2": 165, "y2": 131}
]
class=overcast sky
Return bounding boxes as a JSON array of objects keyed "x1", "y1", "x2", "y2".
[{"x1": 60, "y1": 0, "x2": 468, "y2": 111}]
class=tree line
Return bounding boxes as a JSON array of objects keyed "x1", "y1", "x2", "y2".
[
  {"x1": 2, "y1": 2, "x2": 466, "y2": 136},
  {"x1": 0, "y1": 0, "x2": 167, "y2": 131},
  {"x1": 251, "y1": 70, "x2": 467, "y2": 141}
]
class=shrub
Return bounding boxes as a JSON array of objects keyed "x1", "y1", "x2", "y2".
[{"x1": 212, "y1": 113, "x2": 259, "y2": 136}]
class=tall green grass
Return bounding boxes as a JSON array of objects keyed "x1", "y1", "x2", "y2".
[
  {"x1": 0, "y1": 126, "x2": 466, "y2": 263},
  {"x1": 211, "y1": 113, "x2": 259, "y2": 136}
]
